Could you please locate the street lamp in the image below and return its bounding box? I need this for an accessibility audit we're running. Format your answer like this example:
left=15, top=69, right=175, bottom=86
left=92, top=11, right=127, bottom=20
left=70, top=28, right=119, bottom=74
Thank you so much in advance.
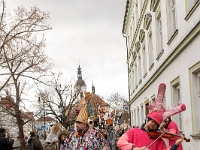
left=38, top=97, right=46, bottom=140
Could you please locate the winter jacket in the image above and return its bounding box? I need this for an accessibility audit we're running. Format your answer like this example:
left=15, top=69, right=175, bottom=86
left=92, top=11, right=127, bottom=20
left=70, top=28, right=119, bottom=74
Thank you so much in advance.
left=28, top=136, right=43, bottom=150
left=0, top=134, right=14, bottom=150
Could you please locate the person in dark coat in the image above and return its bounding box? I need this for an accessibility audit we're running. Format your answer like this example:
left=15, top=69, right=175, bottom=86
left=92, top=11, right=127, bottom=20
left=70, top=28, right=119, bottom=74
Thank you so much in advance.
left=27, top=131, right=43, bottom=150
left=0, top=128, right=14, bottom=150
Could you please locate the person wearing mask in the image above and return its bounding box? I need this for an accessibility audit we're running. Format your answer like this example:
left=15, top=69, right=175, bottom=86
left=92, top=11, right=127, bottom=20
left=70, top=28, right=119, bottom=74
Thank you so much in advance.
left=0, top=128, right=14, bottom=150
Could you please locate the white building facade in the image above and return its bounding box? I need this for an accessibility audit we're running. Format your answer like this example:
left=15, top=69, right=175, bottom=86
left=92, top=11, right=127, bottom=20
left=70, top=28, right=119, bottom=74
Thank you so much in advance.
left=122, top=0, right=200, bottom=149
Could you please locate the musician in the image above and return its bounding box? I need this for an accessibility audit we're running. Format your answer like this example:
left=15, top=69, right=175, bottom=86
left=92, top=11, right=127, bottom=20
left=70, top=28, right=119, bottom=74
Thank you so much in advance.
left=163, top=117, right=183, bottom=150
left=117, top=111, right=183, bottom=150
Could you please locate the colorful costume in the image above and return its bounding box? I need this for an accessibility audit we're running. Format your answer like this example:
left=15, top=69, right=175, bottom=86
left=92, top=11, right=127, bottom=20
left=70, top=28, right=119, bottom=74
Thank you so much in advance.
left=64, top=91, right=110, bottom=150
left=67, top=127, right=110, bottom=150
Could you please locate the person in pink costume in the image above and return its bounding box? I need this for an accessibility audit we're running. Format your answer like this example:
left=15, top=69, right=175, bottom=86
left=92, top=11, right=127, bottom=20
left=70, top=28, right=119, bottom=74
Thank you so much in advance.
left=117, top=111, right=183, bottom=150
left=160, top=104, right=186, bottom=150
left=147, top=83, right=186, bottom=150
left=162, top=118, right=183, bottom=150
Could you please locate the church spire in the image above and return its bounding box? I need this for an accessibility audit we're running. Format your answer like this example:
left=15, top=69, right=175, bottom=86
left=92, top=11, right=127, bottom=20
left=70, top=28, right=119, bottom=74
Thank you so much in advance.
left=77, top=65, right=82, bottom=79
left=92, top=80, right=95, bottom=94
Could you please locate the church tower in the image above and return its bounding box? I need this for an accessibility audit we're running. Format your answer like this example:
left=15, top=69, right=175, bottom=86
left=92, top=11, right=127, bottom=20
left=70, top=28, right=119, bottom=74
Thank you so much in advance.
left=92, top=81, right=95, bottom=94
left=74, top=65, right=87, bottom=101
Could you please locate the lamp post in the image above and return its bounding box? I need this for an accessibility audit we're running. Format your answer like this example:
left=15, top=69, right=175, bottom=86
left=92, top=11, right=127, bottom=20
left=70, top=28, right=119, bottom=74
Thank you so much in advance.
left=38, top=97, right=46, bottom=140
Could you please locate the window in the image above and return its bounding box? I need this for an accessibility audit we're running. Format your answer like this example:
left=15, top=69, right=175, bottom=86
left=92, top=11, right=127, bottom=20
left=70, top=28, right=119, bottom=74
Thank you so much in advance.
left=152, top=97, right=155, bottom=106
left=128, top=36, right=132, bottom=52
left=148, top=30, right=154, bottom=68
left=134, top=108, right=136, bottom=126
left=185, top=0, right=199, bottom=20
left=142, top=43, right=147, bottom=76
left=131, top=110, right=134, bottom=126
left=129, top=72, right=132, bottom=94
left=189, top=62, right=200, bottom=135
left=141, top=104, right=144, bottom=124
left=132, top=17, right=135, bottom=34
left=130, top=26, right=133, bottom=43
left=139, top=0, right=144, bottom=13
left=137, top=107, right=140, bottom=126
left=156, top=11, right=163, bottom=55
left=167, top=0, right=177, bottom=38
left=145, top=102, right=150, bottom=117
left=138, top=55, right=142, bottom=82
left=172, top=82, right=183, bottom=132
left=187, top=0, right=199, bottom=12
left=134, top=64, right=138, bottom=87
left=135, top=0, right=139, bottom=24
left=163, top=96, right=167, bottom=109
left=132, top=69, right=135, bottom=92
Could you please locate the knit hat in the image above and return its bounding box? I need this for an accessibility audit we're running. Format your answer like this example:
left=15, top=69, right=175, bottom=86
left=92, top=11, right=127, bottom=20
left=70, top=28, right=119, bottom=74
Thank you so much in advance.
left=147, top=111, right=163, bottom=125
left=0, top=128, right=6, bottom=134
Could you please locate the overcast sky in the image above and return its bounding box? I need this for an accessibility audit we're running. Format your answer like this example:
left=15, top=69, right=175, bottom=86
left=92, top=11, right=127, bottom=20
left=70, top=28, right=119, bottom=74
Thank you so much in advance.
left=5, top=0, right=128, bottom=100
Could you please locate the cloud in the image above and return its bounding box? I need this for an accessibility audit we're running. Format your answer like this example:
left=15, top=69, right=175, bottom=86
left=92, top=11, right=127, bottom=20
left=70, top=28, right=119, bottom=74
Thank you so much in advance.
left=5, top=0, right=128, bottom=100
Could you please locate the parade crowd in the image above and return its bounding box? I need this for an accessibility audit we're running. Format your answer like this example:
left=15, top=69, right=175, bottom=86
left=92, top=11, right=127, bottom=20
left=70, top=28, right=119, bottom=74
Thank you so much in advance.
left=0, top=84, right=188, bottom=150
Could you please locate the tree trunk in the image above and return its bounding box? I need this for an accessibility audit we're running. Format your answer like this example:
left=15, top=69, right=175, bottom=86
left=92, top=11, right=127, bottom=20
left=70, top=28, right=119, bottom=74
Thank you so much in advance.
left=16, top=110, right=26, bottom=150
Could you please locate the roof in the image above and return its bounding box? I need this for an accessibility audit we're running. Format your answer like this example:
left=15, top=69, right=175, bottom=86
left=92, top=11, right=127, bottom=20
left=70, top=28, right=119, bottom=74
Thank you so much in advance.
left=35, top=116, right=56, bottom=122
left=76, top=93, right=110, bottom=109
left=0, top=97, right=14, bottom=109
left=75, top=79, right=86, bottom=87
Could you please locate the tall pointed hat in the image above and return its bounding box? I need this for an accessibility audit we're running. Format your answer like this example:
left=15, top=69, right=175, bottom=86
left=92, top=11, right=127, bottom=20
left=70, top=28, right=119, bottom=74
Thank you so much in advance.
left=76, top=91, right=92, bottom=124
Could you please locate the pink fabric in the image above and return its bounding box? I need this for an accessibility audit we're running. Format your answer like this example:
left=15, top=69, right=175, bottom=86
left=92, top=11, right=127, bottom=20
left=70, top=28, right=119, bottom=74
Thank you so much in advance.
left=163, top=104, right=186, bottom=120
left=167, top=121, right=183, bottom=150
left=117, top=128, right=167, bottom=150
left=147, top=111, right=163, bottom=125
left=117, top=133, right=133, bottom=150
left=153, top=83, right=166, bottom=112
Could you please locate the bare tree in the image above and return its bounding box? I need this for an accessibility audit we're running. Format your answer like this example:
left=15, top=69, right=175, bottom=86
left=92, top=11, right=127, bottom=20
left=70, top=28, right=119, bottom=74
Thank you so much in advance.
left=107, top=92, right=127, bottom=112
left=0, top=1, right=51, bottom=149
left=37, top=72, right=80, bottom=130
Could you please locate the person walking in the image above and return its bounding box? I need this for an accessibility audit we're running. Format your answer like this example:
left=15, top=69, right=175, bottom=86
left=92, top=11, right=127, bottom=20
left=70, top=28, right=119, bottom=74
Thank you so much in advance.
left=64, top=92, right=111, bottom=150
left=0, top=128, right=14, bottom=150
left=27, top=131, right=43, bottom=150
